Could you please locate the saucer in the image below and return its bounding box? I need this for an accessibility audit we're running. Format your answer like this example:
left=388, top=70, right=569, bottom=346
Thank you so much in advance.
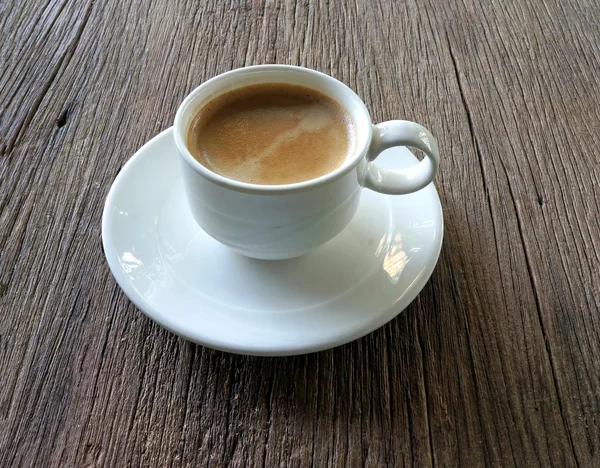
left=102, top=128, right=443, bottom=356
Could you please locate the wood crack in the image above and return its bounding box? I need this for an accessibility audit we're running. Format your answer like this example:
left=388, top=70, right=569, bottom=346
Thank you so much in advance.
left=262, top=360, right=276, bottom=468
left=498, top=160, right=580, bottom=467
left=416, top=309, right=436, bottom=468
left=177, top=343, right=196, bottom=465
left=0, top=192, right=36, bottom=295
left=220, top=359, right=236, bottom=465
left=310, top=356, right=320, bottom=468
left=72, top=283, right=119, bottom=464
left=447, top=28, right=581, bottom=464
left=446, top=32, right=491, bottom=204
left=3, top=0, right=93, bottom=156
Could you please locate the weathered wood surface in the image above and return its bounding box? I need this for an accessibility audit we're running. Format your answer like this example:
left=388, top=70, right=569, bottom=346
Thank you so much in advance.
left=1, top=0, right=599, bottom=466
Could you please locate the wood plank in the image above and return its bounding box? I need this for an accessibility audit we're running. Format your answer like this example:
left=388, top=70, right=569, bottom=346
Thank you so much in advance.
left=0, top=0, right=598, bottom=466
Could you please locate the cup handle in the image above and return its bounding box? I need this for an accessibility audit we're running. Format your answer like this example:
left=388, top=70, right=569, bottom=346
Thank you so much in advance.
left=363, top=120, right=440, bottom=195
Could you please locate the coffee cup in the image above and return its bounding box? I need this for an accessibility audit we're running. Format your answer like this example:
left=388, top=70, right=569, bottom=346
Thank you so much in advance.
left=174, top=65, right=439, bottom=260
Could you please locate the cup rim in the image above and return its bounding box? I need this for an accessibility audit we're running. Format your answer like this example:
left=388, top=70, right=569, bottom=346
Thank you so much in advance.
left=173, top=64, right=372, bottom=194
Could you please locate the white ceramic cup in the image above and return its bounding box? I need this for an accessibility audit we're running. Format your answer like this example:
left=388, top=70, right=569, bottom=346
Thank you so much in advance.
left=174, top=65, right=439, bottom=260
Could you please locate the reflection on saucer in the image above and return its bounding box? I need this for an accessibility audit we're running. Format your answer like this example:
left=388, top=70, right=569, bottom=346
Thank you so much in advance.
left=383, top=232, right=408, bottom=284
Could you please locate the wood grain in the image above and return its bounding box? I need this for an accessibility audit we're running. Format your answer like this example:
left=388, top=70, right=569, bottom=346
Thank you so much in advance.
left=1, top=0, right=599, bottom=466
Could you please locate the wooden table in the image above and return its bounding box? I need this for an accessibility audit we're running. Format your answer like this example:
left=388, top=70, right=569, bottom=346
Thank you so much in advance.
left=1, top=0, right=599, bottom=466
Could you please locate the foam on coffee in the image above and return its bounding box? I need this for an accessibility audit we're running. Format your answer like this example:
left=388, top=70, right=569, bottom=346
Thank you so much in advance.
left=187, top=83, right=356, bottom=185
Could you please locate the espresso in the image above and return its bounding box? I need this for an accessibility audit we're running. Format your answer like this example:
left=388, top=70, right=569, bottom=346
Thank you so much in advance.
left=187, top=83, right=356, bottom=185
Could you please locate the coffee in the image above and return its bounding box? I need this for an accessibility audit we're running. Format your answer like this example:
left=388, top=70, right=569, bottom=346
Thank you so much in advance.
left=187, top=83, right=356, bottom=185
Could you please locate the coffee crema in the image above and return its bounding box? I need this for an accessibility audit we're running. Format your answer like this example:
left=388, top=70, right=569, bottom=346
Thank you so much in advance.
left=187, top=83, right=356, bottom=185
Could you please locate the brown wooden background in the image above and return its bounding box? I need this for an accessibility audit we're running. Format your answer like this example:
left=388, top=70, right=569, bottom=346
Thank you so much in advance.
left=1, top=0, right=599, bottom=466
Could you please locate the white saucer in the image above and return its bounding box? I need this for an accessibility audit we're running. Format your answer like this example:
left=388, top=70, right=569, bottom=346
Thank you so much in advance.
left=102, top=128, right=443, bottom=356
